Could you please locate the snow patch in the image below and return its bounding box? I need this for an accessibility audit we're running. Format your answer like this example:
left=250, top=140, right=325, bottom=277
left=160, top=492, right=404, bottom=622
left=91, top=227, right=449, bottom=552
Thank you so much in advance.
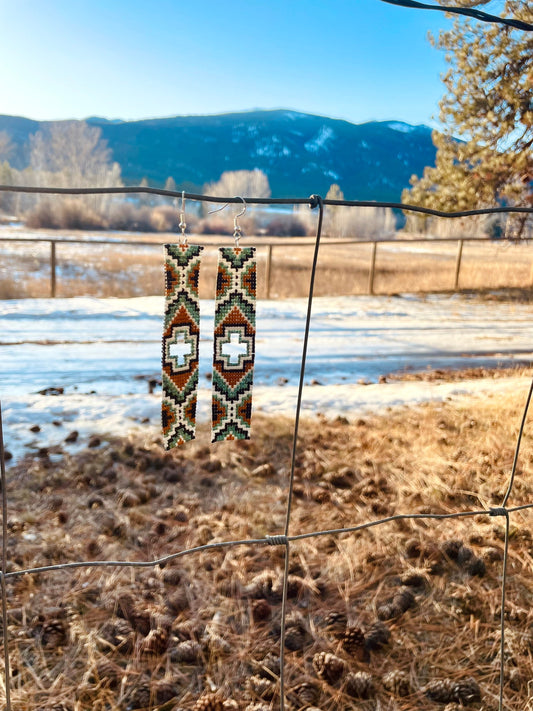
left=2, top=294, right=533, bottom=463
left=304, top=126, right=334, bottom=153
left=387, top=121, right=416, bottom=134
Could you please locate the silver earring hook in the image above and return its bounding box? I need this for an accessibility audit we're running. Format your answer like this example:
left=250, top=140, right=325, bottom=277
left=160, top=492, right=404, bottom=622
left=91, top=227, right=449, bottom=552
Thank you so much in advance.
left=178, top=190, right=187, bottom=245
left=233, top=196, right=246, bottom=249
left=208, top=197, right=246, bottom=249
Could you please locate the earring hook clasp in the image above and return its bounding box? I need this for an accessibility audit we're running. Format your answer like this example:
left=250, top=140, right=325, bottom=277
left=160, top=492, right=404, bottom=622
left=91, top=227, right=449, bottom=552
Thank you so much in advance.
left=208, top=196, right=246, bottom=248
left=178, top=190, right=187, bottom=245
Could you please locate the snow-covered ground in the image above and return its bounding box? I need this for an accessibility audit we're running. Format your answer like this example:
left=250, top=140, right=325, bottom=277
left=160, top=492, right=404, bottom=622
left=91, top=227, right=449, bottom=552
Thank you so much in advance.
left=1, top=294, right=532, bottom=463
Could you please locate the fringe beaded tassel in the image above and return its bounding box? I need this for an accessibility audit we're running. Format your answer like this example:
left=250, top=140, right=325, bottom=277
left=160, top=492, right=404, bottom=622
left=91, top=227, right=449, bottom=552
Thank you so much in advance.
left=211, top=246, right=256, bottom=442
left=162, top=243, right=203, bottom=448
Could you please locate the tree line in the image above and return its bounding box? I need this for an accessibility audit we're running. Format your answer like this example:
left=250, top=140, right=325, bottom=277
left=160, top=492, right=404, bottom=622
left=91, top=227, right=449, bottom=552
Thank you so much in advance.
left=0, top=122, right=275, bottom=232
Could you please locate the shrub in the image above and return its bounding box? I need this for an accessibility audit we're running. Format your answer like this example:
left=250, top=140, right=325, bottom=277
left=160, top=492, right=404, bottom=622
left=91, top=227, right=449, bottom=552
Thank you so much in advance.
left=264, top=216, right=308, bottom=237
left=26, top=199, right=104, bottom=230
left=197, top=217, right=233, bottom=235
left=106, top=203, right=154, bottom=232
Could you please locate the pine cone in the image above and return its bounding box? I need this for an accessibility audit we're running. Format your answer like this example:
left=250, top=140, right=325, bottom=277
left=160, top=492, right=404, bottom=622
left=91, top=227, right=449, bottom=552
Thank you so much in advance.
left=140, top=627, right=169, bottom=655
left=382, top=670, right=412, bottom=697
left=285, top=609, right=307, bottom=631
left=243, top=570, right=276, bottom=599
left=129, top=608, right=151, bottom=635
left=284, top=625, right=306, bottom=651
left=151, top=679, right=178, bottom=705
left=99, top=618, right=134, bottom=653
left=40, top=618, right=68, bottom=648
left=423, top=678, right=456, bottom=703
left=193, top=693, right=225, bottom=711
left=366, top=621, right=390, bottom=653
left=247, top=675, right=276, bottom=701
left=290, top=681, right=319, bottom=707
left=312, top=652, right=346, bottom=684
left=442, top=539, right=463, bottom=560
left=456, top=544, right=474, bottom=565
left=285, top=574, right=307, bottom=599
left=252, top=599, right=272, bottom=622
left=171, top=639, right=201, bottom=664
left=342, top=626, right=367, bottom=661
left=161, top=567, right=183, bottom=585
left=377, top=587, right=415, bottom=620
left=404, top=538, right=422, bottom=558
left=252, top=653, right=280, bottom=680
left=166, top=587, right=189, bottom=614
left=344, top=671, right=374, bottom=699
left=115, top=592, right=136, bottom=620
left=127, top=682, right=151, bottom=710
left=323, top=610, right=347, bottom=637
left=467, top=556, right=486, bottom=577
left=204, top=632, right=231, bottom=656
left=453, top=677, right=481, bottom=704
left=399, top=569, right=429, bottom=589
left=94, top=659, right=121, bottom=688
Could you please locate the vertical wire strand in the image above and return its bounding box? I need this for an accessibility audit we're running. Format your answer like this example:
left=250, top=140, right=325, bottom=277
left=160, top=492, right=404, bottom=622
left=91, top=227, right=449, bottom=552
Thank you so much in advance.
left=498, top=511, right=510, bottom=711
left=279, top=196, right=324, bottom=711
left=494, top=378, right=533, bottom=711
left=0, top=403, right=12, bottom=711
left=502, top=377, right=533, bottom=507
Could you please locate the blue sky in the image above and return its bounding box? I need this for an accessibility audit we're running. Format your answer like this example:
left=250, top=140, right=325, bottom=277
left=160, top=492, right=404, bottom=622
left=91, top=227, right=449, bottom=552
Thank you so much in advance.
left=0, top=0, right=457, bottom=127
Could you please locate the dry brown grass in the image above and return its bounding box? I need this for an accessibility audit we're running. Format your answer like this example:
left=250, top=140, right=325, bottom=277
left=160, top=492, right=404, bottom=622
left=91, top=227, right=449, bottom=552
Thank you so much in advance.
left=2, top=385, right=533, bottom=710
left=1, top=232, right=533, bottom=299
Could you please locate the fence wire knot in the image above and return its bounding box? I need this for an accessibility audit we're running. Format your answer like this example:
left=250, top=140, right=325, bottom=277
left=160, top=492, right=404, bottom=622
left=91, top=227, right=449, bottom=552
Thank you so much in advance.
left=489, top=507, right=508, bottom=517
left=265, top=535, right=289, bottom=546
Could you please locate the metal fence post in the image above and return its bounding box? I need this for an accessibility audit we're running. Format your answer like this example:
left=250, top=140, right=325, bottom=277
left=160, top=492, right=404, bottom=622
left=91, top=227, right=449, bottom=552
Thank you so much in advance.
left=50, top=241, right=57, bottom=297
left=368, top=241, right=377, bottom=295
left=454, top=239, right=464, bottom=290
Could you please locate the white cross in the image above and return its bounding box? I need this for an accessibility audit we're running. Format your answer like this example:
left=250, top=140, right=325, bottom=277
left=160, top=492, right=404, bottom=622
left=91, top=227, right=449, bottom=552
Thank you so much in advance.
left=222, top=332, right=248, bottom=364
left=169, top=333, right=192, bottom=366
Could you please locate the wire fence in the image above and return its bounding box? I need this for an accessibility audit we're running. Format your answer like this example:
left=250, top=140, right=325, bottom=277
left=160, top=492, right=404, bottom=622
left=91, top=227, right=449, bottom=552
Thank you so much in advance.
left=1, top=184, right=533, bottom=711
left=2, top=234, right=533, bottom=299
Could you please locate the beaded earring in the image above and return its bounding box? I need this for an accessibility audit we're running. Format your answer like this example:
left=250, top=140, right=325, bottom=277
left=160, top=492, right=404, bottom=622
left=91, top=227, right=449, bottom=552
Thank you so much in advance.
left=211, top=199, right=256, bottom=441
left=162, top=194, right=203, bottom=448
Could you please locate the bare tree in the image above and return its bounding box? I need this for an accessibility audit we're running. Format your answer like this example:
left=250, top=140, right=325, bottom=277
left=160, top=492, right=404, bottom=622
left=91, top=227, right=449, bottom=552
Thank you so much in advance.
left=0, top=131, right=13, bottom=162
left=205, top=169, right=271, bottom=199
left=28, top=121, right=122, bottom=218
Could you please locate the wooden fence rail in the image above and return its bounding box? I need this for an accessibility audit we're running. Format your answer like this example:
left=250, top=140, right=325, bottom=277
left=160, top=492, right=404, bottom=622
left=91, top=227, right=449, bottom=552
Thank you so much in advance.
left=0, top=235, right=525, bottom=298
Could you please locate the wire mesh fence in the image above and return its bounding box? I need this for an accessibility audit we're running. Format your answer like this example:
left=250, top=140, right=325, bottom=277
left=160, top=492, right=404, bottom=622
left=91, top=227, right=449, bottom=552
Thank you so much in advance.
left=1, top=185, right=533, bottom=711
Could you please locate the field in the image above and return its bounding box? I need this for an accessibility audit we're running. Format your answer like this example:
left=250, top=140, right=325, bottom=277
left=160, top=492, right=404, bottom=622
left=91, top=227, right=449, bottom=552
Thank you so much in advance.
left=2, top=226, right=533, bottom=709
left=1, top=227, right=533, bottom=299
left=2, top=386, right=533, bottom=710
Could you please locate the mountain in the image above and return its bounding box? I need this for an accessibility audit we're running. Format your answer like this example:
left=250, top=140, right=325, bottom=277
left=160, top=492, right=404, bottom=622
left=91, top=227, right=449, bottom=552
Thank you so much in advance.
left=0, top=109, right=436, bottom=201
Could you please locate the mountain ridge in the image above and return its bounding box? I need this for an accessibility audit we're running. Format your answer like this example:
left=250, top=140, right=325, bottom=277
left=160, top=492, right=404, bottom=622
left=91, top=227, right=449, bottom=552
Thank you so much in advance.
left=0, top=109, right=436, bottom=201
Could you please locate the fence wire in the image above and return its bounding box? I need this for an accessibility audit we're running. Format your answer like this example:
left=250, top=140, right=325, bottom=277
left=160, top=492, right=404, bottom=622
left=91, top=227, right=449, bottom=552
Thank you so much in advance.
left=1, top=185, right=533, bottom=711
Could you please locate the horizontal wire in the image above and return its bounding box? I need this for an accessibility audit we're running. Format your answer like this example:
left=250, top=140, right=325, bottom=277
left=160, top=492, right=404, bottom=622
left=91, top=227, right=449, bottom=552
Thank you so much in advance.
left=0, top=184, right=533, bottom=219
left=4, top=503, right=531, bottom=581
left=379, top=0, right=533, bottom=31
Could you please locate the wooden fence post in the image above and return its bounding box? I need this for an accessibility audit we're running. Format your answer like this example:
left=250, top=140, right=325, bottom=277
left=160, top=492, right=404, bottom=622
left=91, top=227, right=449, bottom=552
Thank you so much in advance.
left=454, top=239, right=464, bottom=291
left=265, top=244, right=273, bottom=299
left=368, top=242, right=377, bottom=295
left=50, top=241, right=57, bottom=297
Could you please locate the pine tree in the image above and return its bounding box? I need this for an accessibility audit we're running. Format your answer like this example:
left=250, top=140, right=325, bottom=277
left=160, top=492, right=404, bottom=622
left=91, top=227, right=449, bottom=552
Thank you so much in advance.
left=403, top=1, right=533, bottom=236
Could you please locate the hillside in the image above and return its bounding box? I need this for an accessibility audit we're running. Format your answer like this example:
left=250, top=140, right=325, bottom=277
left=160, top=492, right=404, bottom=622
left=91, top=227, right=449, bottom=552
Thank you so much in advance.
left=0, top=109, right=436, bottom=201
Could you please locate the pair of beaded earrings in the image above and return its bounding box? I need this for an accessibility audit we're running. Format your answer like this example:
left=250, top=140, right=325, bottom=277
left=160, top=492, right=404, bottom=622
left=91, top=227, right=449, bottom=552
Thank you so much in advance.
left=161, top=196, right=256, bottom=449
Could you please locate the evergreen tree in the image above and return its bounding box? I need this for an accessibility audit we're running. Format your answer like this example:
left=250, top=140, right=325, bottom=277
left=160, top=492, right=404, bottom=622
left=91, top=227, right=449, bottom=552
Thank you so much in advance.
left=404, top=1, right=532, bottom=235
